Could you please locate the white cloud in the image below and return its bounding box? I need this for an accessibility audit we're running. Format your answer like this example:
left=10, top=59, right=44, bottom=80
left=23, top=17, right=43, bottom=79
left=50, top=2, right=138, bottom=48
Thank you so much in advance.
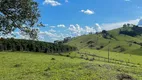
left=49, top=29, right=56, bottom=33
left=40, top=31, right=56, bottom=37
left=100, top=18, right=140, bottom=30
left=95, top=23, right=102, bottom=32
left=69, top=24, right=84, bottom=36
left=85, top=26, right=96, bottom=33
left=68, top=19, right=140, bottom=37
left=43, top=0, right=61, bottom=6
left=38, top=31, right=70, bottom=42
left=69, top=24, right=96, bottom=36
left=38, top=31, right=58, bottom=41
left=0, top=34, right=15, bottom=38
left=68, top=18, right=140, bottom=37
left=81, top=9, right=94, bottom=15
left=57, top=24, right=66, bottom=28
left=0, top=32, right=29, bottom=39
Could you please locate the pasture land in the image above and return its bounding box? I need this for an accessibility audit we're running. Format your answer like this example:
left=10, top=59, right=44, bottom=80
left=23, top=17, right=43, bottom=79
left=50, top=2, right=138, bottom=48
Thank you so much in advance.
left=0, top=51, right=142, bottom=80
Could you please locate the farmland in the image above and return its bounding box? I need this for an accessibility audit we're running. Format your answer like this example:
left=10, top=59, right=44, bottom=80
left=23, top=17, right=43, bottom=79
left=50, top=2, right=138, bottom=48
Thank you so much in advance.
left=0, top=51, right=142, bottom=80
left=1, top=0, right=142, bottom=80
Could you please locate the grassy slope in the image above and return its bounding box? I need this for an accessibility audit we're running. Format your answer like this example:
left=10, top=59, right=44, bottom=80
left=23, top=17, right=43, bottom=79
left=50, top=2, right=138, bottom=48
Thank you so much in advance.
left=0, top=52, right=142, bottom=80
left=66, top=28, right=142, bottom=55
left=79, top=49, right=142, bottom=64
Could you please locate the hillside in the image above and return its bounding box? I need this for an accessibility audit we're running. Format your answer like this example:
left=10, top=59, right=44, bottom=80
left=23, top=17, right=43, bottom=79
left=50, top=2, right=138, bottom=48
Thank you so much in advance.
left=66, top=24, right=142, bottom=55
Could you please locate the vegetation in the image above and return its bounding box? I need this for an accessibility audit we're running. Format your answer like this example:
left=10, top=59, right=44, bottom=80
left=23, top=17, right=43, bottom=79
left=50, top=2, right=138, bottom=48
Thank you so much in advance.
left=0, top=52, right=142, bottom=80
left=0, top=0, right=41, bottom=39
left=0, top=38, right=77, bottom=53
left=119, top=24, right=142, bottom=37
left=0, top=0, right=142, bottom=79
left=0, top=25, right=142, bottom=80
left=66, top=25, right=142, bottom=55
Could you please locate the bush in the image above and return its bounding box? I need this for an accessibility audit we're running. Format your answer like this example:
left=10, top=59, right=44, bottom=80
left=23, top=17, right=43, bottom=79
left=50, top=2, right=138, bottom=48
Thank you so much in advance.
left=13, top=64, right=21, bottom=67
left=117, top=73, right=134, bottom=80
left=51, top=58, right=55, bottom=60
left=66, top=55, right=70, bottom=57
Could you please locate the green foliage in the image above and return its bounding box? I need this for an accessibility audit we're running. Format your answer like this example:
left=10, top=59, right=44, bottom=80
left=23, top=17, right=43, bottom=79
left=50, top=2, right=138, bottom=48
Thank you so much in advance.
left=0, top=38, right=77, bottom=53
left=120, top=24, right=142, bottom=37
left=0, top=0, right=41, bottom=39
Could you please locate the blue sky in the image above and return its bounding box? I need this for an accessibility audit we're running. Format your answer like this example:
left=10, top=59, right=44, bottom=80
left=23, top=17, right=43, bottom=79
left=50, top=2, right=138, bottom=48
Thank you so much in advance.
left=14, top=0, right=142, bottom=42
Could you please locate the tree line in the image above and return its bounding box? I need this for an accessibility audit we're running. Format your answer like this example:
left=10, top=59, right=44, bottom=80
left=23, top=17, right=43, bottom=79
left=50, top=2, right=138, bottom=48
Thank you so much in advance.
left=0, top=38, right=77, bottom=53
left=119, top=24, right=142, bottom=37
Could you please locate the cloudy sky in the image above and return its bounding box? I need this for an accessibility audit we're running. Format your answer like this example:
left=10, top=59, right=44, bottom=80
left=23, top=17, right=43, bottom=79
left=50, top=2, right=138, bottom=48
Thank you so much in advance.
left=15, top=0, right=142, bottom=42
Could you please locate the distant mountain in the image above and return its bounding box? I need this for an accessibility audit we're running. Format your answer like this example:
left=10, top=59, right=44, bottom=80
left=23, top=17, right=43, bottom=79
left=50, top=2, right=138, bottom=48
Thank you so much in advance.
left=66, top=24, right=142, bottom=55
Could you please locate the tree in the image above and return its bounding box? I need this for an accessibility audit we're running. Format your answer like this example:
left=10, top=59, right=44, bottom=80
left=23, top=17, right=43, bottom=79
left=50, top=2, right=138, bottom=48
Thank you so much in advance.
left=102, top=30, right=108, bottom=38
left=0, top=0, right=40, bottom=39
left=123, top=24, right=127, bottom=28
left=20, top=28, right=39, bottom=40
left=102, top=30, right=107, bottom=34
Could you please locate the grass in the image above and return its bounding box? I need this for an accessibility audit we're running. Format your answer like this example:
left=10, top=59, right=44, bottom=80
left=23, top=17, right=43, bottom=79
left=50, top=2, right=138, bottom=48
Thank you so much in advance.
left=66, top=27, right=142, bottom=55
left=79, top=49, right=142, bottom=64
left=0, top=51, right=142, bottom=80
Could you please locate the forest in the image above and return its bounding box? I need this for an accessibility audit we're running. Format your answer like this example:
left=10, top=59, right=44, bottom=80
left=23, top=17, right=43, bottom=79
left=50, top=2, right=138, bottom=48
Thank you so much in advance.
left=0, top=38, right=77, bottom=53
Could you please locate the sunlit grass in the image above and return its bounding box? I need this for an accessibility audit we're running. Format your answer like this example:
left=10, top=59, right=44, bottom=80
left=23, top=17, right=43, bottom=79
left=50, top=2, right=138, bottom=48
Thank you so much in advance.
left=0, top=51, right=142, bottom=80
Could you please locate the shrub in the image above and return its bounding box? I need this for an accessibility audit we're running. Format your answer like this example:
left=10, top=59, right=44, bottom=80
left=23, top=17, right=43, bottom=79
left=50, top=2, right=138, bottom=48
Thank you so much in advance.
left=13, top=64, right=21, bottom=67
left=51, top=58, right=55, bottom=60
left=117, top=73, right=134, bottom=80
left=66, top=55, right=70, bottom=57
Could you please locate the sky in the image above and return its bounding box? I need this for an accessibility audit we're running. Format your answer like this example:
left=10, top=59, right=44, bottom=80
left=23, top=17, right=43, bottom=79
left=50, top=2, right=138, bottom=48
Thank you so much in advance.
left=10, top=0, right=142, bottom=42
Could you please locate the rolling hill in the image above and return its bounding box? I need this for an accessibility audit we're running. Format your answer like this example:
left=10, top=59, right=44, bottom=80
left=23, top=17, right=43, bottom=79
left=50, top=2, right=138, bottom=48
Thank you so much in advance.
left=1, top=25, right=142, bottom=80
left=66, top=24, right=142, bottom=55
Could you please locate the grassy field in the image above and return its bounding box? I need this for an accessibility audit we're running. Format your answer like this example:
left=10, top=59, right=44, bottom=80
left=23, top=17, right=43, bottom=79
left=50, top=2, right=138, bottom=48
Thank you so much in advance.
left=79, top=49, right=142, bottom=64
left=0, top=51, right=142, bottom=80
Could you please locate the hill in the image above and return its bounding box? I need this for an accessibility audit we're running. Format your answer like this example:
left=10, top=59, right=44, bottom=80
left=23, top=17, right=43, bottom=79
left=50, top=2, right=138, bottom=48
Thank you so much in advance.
left=66, top=24, right=142, bottom=55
